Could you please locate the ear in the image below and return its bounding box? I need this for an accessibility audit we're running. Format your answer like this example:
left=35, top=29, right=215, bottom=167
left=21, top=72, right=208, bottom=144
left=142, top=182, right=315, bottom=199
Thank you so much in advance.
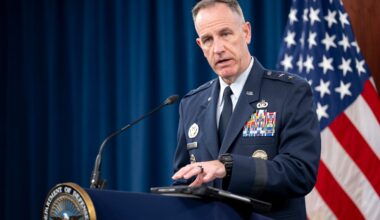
left=196, top=38, right=207, bottom=58
left=196, top=38, right=202, bottom=48
left=243, top=22, right=252, bottom=44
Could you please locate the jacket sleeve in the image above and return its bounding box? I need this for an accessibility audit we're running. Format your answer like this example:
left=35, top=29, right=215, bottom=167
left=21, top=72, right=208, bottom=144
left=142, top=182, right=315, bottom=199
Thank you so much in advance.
left=227, top=80, right=321, bottom=200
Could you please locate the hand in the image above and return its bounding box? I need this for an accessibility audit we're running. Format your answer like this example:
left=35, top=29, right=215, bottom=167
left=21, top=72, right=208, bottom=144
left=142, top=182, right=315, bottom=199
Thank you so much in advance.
left=172, top=160, right=226, bottom=187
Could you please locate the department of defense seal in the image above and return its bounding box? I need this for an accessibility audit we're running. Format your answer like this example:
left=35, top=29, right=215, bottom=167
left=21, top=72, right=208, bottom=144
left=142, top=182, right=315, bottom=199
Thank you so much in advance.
left=43, top=182, right=96, bottom=220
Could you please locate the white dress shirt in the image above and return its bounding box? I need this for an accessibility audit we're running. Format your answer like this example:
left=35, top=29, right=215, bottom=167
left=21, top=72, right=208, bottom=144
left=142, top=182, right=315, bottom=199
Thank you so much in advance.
left=216, top=57, right=254, bottom=128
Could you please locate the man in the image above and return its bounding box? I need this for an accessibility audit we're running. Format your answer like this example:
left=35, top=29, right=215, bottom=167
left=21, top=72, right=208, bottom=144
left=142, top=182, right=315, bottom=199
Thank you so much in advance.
left=172, top=0, right=321, bottom=219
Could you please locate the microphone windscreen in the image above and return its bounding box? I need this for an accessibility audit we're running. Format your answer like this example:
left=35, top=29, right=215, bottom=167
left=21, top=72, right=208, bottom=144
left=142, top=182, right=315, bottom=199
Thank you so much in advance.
left=164, top=95, right=179, bottom=105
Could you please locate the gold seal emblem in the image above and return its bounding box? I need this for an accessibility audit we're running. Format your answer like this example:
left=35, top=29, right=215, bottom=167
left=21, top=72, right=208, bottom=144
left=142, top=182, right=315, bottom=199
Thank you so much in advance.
left=188, top=123, right=199, bottom=138
left=252, top=150, right=268, bottom=160
left=43, top=182, right=96, bottom=220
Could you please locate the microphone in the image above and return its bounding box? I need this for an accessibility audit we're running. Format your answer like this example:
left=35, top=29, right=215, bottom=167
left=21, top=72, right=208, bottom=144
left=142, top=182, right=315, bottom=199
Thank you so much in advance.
left=90, top=94, right=179, bottom=189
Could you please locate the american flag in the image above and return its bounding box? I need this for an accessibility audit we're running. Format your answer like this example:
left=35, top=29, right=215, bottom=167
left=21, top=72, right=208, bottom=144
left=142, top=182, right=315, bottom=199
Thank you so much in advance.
left=277, top=0, right=380, bottom=219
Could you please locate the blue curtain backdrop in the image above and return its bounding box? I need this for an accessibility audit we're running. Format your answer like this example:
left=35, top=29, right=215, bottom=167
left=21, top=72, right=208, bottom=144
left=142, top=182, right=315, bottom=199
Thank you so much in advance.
left=0, top=0, right=291, bottom=219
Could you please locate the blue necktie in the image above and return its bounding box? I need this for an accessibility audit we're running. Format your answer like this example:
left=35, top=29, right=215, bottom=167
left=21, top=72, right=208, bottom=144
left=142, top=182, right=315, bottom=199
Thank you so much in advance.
left=218, top=86, right=233, bottom=144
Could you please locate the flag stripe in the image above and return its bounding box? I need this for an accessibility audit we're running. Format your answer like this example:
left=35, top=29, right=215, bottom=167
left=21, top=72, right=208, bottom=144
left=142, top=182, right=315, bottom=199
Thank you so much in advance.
left=306, top=188, right=337, bottom=220
left=277, top=0, right=380, bottom=217
left=361, top=79, right=380, bottom=124
left=316, top=161, right=365, bottom=220
left=321, top=128, right=380, bottom=219
left=370, top=77, right=378, bottom=92
left=345, top=94, right=380, bottom=158
left=329, top=113, right=380, bottom=196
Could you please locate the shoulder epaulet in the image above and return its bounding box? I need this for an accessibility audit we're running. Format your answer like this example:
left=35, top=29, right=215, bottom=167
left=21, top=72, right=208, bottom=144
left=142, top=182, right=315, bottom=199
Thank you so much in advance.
left=184, top=79, right=216, bottom=98
left=263, top=70, right=300, bottom=83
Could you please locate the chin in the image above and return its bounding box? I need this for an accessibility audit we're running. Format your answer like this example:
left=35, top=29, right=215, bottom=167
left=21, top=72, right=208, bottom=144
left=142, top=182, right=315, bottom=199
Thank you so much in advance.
left=217, top=70, right=239, bottom=79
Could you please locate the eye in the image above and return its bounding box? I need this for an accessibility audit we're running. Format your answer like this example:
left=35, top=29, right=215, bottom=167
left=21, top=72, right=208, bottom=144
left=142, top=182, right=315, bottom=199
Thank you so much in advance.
left=202, top=37, right=212, bottom=47
left=221, top=31, right=232, bottom=38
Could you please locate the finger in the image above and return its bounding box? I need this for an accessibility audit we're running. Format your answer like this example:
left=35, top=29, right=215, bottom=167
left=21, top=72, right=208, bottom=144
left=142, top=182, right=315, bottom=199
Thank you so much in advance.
left=172, top=164, right=193, bottom=179
left=183, top=165, right=203, bottom=179
left=201, top=170, right=216, bottom=182
left=172, top=164, right=203, bottom=179
left=189, top=174, right=204, bottom=187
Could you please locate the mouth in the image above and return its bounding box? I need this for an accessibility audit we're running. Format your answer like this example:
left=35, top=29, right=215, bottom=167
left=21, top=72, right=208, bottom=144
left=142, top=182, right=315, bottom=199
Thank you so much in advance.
left=215, top=58, right=233, bottom=67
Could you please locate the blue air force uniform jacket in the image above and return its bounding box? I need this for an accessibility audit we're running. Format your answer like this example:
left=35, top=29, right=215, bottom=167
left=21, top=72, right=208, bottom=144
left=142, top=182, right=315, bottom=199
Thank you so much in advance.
left=173, top=59, right=321, bottom=219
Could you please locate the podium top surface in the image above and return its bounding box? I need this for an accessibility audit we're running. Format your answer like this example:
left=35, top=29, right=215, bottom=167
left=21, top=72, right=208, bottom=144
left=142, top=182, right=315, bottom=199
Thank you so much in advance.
left=86, top=188, right=271, bottom=220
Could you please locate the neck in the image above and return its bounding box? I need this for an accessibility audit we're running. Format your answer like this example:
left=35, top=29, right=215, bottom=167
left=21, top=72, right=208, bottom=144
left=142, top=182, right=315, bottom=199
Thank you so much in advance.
left=221, top=55, right=252, bottom=85
left=221, top=76, right=236, bottom=85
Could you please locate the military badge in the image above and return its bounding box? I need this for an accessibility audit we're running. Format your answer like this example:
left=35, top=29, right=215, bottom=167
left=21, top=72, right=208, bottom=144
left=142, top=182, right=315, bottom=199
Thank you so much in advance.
left=190, top=154, right=196, bottom=163
left=256, top=99, right=268, bottom=109
left=242, top=110, right=276, bottom=137
left=252, top=150, right=268, bottom=160
left=246, top=91, right=254, bottom=96
left=188, top=123, right=199, bottom=138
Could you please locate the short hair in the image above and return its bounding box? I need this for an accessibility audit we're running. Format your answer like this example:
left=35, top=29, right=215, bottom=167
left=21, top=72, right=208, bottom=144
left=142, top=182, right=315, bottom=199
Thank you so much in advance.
left=192, top=0, right=245, bottom=22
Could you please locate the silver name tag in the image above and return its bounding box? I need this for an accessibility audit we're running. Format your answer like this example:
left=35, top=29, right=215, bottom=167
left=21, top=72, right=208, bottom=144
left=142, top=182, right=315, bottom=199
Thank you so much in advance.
left=186, top=142, right=198, bottom=150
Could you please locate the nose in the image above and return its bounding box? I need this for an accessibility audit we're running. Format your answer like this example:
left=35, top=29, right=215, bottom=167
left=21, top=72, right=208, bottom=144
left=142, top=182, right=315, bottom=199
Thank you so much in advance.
left=213, top=37, right=225, bottom=54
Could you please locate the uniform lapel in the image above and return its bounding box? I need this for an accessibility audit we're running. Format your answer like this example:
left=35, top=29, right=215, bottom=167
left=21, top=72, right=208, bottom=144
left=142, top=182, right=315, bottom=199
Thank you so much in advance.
left=220, top=60, right=265, bottom=154
left=197, top=80, right=220, bottom=158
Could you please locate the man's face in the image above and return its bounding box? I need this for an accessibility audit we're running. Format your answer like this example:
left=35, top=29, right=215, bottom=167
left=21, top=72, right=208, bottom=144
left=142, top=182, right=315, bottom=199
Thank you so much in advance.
left=195, top=3, right=251, bottom=83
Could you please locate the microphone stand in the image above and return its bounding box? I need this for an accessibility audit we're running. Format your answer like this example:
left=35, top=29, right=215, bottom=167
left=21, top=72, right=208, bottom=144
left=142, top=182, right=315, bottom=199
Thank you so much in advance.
left=90, top=95, right=179, bottom=189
